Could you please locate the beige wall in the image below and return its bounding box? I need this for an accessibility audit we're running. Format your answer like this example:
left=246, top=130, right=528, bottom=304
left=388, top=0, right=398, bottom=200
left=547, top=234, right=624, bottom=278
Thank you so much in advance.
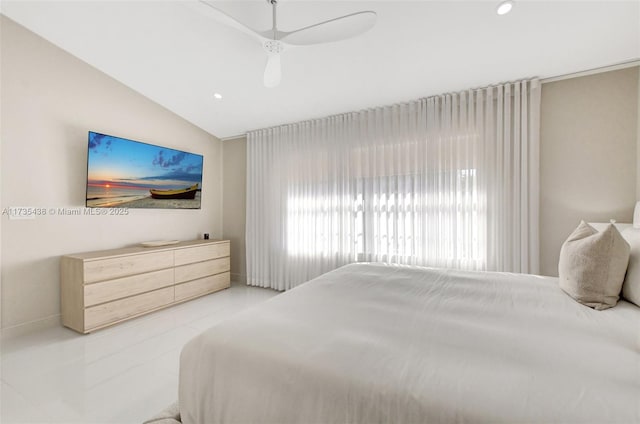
left=222, top=137, right=247, bottom=283
left=0, top=17, right=223, bottom=329
left=637, top=68, right=640, bottom=201
left=540, top=66, right=639, bottom=276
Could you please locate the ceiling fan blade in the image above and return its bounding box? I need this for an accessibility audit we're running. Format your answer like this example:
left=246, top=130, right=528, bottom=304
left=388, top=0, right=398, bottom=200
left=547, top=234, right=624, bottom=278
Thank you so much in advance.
left=264, top=54, right=282, bottom=88
left=198, top=0, right=266, bottom=43
left=279, top=11, right=376, bottom=46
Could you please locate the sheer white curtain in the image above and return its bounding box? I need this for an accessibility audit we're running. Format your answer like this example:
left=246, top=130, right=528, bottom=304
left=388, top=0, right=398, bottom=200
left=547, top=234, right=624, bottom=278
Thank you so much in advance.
left=247, top=79, right=540, bottom=290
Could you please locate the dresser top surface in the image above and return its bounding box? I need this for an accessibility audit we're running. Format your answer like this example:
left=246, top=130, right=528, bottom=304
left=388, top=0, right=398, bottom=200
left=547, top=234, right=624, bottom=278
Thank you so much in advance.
left=63, top=239, right=229, bottom=261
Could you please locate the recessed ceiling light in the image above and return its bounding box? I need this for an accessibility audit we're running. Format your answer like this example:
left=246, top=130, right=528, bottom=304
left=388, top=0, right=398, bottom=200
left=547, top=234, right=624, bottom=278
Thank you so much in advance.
left=213, top=93, right=223, bottom=100
left=496, top=0, right=514, bottom=15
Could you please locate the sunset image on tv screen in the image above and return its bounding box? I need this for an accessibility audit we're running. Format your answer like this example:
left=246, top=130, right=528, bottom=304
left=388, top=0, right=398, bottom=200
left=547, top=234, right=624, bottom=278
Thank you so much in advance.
left=86, top=131, right=204, bottom=209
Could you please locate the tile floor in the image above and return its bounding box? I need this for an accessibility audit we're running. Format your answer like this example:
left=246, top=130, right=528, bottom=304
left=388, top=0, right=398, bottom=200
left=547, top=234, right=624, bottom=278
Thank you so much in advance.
left=0, top=282, right=279, bottom=423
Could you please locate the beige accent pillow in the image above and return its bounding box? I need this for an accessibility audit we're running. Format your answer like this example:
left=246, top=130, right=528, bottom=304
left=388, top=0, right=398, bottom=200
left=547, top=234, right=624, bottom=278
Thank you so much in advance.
left=620, top=228, right=640, bottom=307
left=558, top=221, right=630, bottom=310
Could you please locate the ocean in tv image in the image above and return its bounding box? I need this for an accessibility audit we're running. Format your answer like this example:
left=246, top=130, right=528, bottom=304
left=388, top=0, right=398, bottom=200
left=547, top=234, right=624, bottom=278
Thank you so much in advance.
left=86, top=132, right=203, bottom=209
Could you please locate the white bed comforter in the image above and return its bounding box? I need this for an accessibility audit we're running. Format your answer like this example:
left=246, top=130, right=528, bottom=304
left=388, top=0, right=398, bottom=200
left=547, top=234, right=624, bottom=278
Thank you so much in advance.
left=179, top=263, right=640, bottom=423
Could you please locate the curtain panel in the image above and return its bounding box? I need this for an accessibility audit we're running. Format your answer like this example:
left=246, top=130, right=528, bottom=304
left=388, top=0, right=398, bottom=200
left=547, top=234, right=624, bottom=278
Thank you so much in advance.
left=247, top=79, right=540, bottom=290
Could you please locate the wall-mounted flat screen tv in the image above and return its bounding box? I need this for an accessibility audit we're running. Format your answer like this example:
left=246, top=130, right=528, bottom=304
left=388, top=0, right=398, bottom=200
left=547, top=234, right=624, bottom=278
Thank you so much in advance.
left=86, top=131, right=204, bottom=209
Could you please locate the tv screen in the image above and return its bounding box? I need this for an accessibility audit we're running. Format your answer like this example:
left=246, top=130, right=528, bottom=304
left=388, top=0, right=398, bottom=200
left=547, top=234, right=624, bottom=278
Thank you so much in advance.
left=86, top=131, right=204, bottom=209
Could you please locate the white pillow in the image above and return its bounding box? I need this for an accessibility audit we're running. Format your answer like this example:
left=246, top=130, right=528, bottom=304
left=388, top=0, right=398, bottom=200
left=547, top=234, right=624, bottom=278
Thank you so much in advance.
left=558, top=221, right=630, bottom=310
left=620, top=228, right=640, bottom=307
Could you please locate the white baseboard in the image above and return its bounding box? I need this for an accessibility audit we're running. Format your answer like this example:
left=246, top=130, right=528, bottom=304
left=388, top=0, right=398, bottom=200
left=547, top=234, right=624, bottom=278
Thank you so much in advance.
left=1, top=314, right=61, bottom=339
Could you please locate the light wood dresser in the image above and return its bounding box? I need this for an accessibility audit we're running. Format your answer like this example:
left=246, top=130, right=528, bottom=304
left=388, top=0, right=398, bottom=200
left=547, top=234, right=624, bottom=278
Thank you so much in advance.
left=61, top=239, right=230, bottom=334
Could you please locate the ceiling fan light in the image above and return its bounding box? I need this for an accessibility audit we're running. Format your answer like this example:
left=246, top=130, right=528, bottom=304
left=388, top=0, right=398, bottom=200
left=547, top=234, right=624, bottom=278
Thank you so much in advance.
left=264, top=54, right=281, bottom=88
left=496, top=0, right=514, bottom=15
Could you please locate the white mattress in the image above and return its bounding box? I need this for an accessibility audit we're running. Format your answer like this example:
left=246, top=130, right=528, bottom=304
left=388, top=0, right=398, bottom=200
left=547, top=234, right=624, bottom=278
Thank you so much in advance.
left=179, top=263, right=640, bottom=423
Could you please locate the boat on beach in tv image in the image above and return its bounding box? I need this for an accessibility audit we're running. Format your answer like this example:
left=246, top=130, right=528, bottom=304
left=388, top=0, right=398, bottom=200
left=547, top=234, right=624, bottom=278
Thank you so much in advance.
left=86, top=132, right=204, bottom=209
left=150, top=184, right=198, bottom=200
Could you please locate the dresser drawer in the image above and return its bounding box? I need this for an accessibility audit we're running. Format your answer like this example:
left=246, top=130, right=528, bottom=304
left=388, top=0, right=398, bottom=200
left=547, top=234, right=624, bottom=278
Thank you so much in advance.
left=174, top=242, right=230, bottom=266
left=62, top=239, right=231, bottom=334
left=84, top=268, right=174, bottom=307
left=175, top=257, right=230, bottom=283
left=84, top=286, right=174, bottom=330
left=175, top=272, right=230, bottom=302
left=84, top=251, right=174, bottom=283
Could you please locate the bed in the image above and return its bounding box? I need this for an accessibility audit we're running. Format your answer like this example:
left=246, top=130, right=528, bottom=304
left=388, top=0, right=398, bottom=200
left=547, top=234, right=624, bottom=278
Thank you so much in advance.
left=179, top=263, right=640, bottom=423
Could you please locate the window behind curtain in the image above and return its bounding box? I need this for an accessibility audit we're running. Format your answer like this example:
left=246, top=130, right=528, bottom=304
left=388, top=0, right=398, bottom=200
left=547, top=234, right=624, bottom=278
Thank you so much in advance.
left=286, top=169, right=481, bottom=269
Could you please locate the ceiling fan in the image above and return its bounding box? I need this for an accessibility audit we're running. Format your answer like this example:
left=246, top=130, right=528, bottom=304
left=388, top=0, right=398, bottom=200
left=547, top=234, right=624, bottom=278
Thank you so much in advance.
left=198, top=0, right=377, bottom=88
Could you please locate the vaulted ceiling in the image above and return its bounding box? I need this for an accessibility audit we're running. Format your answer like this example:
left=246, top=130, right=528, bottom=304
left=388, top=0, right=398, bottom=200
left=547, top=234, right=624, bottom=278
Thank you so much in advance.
left=2, top=1, right=639, bottom=139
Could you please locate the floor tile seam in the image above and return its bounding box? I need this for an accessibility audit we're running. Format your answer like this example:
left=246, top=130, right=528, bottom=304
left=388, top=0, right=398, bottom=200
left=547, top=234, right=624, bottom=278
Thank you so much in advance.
left=0, top=377, right=51, bottom=418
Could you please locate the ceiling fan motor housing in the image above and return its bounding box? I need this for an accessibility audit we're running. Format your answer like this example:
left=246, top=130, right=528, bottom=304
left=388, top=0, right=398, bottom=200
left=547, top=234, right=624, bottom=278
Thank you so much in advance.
left=263, top=40, right=285, bottom=54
